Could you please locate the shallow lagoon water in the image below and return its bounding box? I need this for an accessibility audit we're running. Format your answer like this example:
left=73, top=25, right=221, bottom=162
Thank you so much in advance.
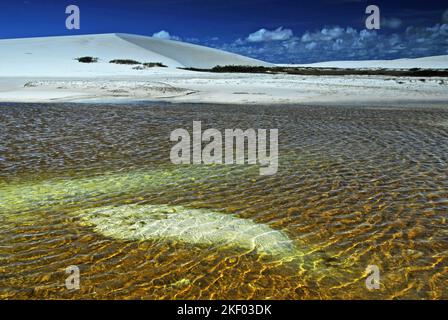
left=0, top=102, right=447, bottom=299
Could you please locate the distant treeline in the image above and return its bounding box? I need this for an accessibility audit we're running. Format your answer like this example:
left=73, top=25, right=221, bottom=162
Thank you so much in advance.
left=181, top=65, right=448, bottom=77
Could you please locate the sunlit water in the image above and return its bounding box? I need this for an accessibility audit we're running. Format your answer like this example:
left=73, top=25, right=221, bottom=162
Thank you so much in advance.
left=0, top=102, right=447, bottom=300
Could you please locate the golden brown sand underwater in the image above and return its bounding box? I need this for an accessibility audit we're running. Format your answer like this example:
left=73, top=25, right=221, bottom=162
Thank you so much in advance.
left=0, top=102, right=447, bottom=299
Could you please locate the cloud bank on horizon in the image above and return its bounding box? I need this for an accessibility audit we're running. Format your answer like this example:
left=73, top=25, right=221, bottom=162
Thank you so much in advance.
left=220, top=22, right=448, bottom=63
left=155, top=8, right=448, bottom=64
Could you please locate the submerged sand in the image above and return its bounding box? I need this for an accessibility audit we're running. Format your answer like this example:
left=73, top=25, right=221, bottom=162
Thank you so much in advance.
left=77, top=204, right=296, bottom=257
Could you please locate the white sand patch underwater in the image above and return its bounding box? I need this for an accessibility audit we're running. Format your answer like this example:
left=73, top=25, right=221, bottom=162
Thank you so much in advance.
left=76, top=204, right=297, bottom=257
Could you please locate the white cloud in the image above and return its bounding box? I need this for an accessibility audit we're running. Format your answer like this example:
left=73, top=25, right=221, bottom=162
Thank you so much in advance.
left=185, top=37, right=200, bottom=43
left=358, top=29, right=377, bottom=40
left=247, top=27, right=293, bottom=43
left=321, top=26, right=345, bottom=39
left=381, top=17, right=403, bottom=29
left=152, top=30, right=181, bottom=41
left=301, top=26, right=350, bottom=42
left=222, top=24, right=448, bottom=64
left=305, top=42, right=317, bottom=50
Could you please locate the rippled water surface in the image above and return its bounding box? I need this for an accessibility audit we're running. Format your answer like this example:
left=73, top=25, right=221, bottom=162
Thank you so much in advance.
left=1, top=103, right=447, bottom=299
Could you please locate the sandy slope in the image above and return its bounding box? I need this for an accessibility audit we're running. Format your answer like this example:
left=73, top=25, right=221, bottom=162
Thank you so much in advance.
left=0, top=33, right=270, bottom=77
left=0, top=34, right=447, bottom=105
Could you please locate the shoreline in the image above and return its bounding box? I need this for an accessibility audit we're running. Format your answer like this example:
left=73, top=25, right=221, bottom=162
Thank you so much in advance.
left=2, top=97, right=448, bottom=110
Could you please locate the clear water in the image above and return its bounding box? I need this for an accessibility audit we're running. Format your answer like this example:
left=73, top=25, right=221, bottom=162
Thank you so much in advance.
left=0, top=103, right=447, bottom=299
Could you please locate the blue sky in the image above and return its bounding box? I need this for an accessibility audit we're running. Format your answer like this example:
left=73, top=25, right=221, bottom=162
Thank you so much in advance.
left=0, top=0, right=447, bottom=63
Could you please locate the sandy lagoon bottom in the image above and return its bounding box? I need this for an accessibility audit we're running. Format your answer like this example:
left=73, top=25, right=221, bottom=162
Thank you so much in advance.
left=0, top=102, right=447, bottom=299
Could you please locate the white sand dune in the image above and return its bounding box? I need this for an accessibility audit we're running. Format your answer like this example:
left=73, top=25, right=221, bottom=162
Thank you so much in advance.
left=0, top=33, right=271, bottom=77
left=0, top=33, right=447, bottom=105
left=293, top=55, right=448, bottom=69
